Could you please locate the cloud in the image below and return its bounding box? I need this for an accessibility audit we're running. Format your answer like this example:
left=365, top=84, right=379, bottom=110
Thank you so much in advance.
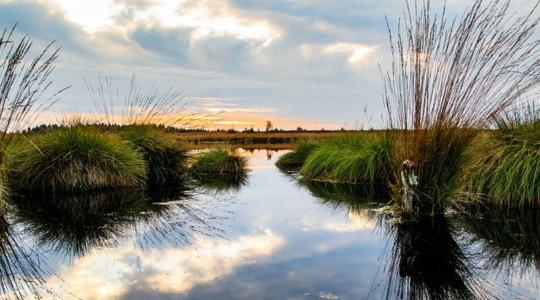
left=8, top=0, right=528, bottom=129
left=0, top=0, right=91, bottom=55
left=44, top=230, right=284, bottom=299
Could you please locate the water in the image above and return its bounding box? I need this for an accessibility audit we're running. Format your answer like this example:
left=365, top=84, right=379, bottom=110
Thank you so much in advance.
left=1, top=149, right=539, bottom=299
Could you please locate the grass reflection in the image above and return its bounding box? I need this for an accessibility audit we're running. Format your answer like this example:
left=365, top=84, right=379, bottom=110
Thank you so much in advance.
left=379, top=216, right=488, bottom=300
left=10, top=185, right=232, bottom=257
left=0, top=216, right=56, bottom=299
left=461, top=207, right=540, bottom=279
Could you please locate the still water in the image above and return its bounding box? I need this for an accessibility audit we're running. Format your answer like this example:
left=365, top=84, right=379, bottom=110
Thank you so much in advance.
left=1, top=149, right=539, bottom=299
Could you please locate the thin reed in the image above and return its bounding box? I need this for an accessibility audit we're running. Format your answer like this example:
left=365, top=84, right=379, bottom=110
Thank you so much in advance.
left=0, top=26, right=63, bottom=211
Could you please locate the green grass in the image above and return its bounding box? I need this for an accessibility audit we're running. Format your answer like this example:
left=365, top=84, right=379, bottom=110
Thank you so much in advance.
left=466, top=106, right=540, bottom=207
left=9, top=126, right=146, bottom=192
left=400, top=128, right=477, bottom=214
left=299, top=134, right=393, bottom=184
left=276, top=141, right=319, bottom=170
left=121, top=126, right=188, bottom=186
left=191, top=148, right=248, bottom=181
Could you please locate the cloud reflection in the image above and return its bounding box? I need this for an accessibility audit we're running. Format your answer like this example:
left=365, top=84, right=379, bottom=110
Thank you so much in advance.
left=44, top=230, right=284, bottom=299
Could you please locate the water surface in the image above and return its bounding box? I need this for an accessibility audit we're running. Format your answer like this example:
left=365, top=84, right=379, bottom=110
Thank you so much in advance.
left=1, top=150, right=539, bottom=299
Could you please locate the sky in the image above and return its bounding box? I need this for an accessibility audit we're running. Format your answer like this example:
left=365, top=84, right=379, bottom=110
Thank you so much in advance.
left=0, top=0, right=536, bottom=130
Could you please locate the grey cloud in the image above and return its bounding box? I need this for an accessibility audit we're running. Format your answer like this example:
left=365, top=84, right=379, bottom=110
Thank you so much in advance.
left=0, top=0, right=92, bottom=56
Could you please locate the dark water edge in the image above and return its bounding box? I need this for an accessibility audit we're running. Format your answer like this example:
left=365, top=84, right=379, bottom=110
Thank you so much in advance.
left=0, top=149, right=538, bottom=299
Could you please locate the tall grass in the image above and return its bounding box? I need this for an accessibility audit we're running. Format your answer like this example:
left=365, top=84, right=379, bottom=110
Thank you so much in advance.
left=382, top=0, right=540, bottom=215
left=275, top=141, right=319, bottom=170
left=10, top=126, right=146, bottom=192
left=300, top=134, right=393, bottom=184
left=121, top=126, right=188, bottom=186
left=466, top=103, right=540, bottom=207
left=86, top=75, right=203, bottom=127
left=191, top=148, right=248, bottom=181
left=0, top=26, right=63, bottom=212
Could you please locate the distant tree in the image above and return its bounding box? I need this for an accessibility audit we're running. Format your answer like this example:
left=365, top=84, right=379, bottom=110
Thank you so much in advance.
left=265, top=121, right=273, bottom=132
left=297, top=127, right=304, bottom=131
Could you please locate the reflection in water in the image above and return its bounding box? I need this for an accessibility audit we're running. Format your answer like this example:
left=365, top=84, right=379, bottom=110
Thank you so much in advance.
left=0, top=216, right=55, bottom=299
left=298, top=180, right=389, bottom=210
left=462, top=208, right=540, bottom=280
left=380, top=216, right=487, bottom=300
left=194, top=173, right=249, bottom=194
left=11, top=185, right=233, bottom=258
left=12, top=190, right=148, bottom=257
left=0, top=150, right=538, bottom=299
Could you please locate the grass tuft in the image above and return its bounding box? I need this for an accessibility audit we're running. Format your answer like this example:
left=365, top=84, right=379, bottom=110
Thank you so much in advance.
left=381, top=0, right=540, bottom=215
left=121, top=126, right=188, bottom=186
left=300, top=134, right=393, bottom=184
left=466, top=104, right=540, bottom=207
left=191, top=148, right=248, bottom=181
left=276, top=141, right=319, bottom=170
left=10, top=126, right=146, bottom=192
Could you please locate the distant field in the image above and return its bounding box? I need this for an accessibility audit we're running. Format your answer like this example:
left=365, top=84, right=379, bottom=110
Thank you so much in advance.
left=173, top=130, right=378, bottom=148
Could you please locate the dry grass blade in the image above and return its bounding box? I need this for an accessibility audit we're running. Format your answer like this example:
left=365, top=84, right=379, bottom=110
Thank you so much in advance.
left=85, top=74, right=206, bottom=128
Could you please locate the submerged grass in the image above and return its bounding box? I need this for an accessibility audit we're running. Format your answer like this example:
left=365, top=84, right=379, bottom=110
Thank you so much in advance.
left=10, top=126, right=146, bottom=192
left=191, top=148, right=248, bottom=181
left=276, top=141, right=319, bottom=170
left=300, top=134, right=393, bottom=185
left=121, top=126, right=188, bottom=186
left=466, top=104, right=540, bottom=207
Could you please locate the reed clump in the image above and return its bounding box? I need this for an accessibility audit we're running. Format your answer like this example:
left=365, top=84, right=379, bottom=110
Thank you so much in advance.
left=191, top=148, right=248, bottom=181
left=466, top=104, right=540, bottom=207
left=276, top=141, right=319, bottom=170
left=382, top=0, right=540, bottom=215
left=10, top=126, right=146, bottom=192
left=121, top=126, right=188, bottom=186
left=300, top=135, right=393, bottom=184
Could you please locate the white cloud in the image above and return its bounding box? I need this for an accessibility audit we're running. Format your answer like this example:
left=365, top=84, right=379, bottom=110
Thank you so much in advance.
left=45, top=230, right=284, bottom=299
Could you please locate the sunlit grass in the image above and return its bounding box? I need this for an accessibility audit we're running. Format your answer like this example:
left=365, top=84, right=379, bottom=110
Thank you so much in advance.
left=466, top=104, right=540, bottom=207
left=191, top=148, right=248, bottom=181
left=300, top=134, right=393, bottom=184
left=9, top=126, right=146, bottom=192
